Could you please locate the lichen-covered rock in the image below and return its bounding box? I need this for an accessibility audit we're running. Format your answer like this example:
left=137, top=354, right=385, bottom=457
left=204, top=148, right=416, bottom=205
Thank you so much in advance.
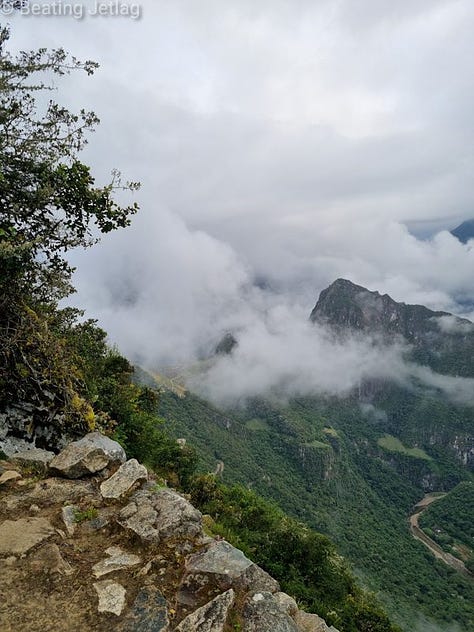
left=49, top=432, right=126, bottom=478
left=118, top=487, right=202, bottom=545
left=242, top=592, right=300, bottom=632
left=118, top=586, right=169, bottom=631
left=179, top=540, right=279, bottom=607
left=0, top=517, right=55, bottom=555
left=11, top=448, right=55, bottom=473
left=0, top=405, right=72, bottom=455
left=94, top=579, right=126, bottom=616
left=100, top=458, right=147, bottom=499
left=175, top=589, right=235, bottom=631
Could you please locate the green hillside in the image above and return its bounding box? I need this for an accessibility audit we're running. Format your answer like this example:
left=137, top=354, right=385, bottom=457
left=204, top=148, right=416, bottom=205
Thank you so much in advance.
left=154, top=385, right=474, bottom=631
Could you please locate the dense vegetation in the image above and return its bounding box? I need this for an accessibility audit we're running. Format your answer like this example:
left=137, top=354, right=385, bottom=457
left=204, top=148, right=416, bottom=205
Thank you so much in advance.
left=0, top=25, right=138, bottom=436
left=189, top=475, right=399, bottom=632
left=0, top=30, right=402, bottom=632
left=420, top=482, right=474, bottom=572
left=155, top=386, right=474, bottom=631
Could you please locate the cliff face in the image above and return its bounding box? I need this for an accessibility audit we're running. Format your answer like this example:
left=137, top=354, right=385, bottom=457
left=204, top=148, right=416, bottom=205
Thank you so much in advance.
left=0, top=432, right=339, bottom=632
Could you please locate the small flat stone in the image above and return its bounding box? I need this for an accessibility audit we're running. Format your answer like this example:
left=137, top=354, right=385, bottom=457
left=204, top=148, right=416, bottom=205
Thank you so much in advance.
left=118, top=586, right=169, bottom=631
left=100, top=459, right=148, bottom=499
left=0, top=470, right=21, bottom=485
left=92, top=546, right=141, bottom=577
left=175, top=589, right=234, bottom=631
left=62, top=505, right=77, bottom=536
left=0, top=517, right=55, bottom=555
left=94, top=579, right=126, bottom=616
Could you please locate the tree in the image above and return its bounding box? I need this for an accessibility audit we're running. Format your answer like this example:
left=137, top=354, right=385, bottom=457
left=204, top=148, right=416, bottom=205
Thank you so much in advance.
left=0, top=26, right=139, bottom=436
left=0, top=25, right=139, bottom=302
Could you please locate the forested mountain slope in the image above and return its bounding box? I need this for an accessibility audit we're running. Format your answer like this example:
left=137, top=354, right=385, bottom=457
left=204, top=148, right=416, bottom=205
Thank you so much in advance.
left=148, top=280, right=474, bottom=632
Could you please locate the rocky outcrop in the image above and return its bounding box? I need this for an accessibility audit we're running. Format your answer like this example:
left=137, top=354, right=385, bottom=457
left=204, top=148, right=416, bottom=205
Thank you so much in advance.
left=242, top=592, right=299, bottom=631
left=48, top=432, right=126, bottom=478
left=179, top=539, right=279, bottom=607
left=0, top=432, right=340, bottom=632
left=118, top=486, right=203, bottom=547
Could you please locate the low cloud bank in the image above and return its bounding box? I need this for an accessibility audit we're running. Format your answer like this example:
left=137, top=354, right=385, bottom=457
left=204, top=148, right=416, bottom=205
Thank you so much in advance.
left=70, top=208, right=474, bottom=409
left=189, top=305, right=474, bottom=407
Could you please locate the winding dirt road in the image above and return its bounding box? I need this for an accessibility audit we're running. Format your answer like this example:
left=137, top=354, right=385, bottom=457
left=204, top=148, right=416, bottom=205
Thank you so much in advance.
left=409, top=493, right=473, bottom=579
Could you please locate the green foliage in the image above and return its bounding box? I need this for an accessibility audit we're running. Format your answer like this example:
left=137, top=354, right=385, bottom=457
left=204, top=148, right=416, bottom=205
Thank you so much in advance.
left=0, top=27, right=139, bottom=301
left=377, top=435, right=431, bottom=460
left=0, top=27, right=139, bottom=430
left=419, top=482, right=474, bottom=557
left=188, top=474, right=399, bottom=632
left=73, top=507, right=98, bottom=523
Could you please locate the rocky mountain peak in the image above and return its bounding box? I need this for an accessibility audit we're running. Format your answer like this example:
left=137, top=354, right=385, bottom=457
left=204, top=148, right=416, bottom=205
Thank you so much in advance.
left=311, top=278, right=453, bottom=339
left=451, top=218, right=474, bottom=244
left=310, top=279, right=474, bottom=376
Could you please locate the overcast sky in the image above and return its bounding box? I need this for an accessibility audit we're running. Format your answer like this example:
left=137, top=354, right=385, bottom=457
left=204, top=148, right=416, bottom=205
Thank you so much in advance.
left=5, top=1, right=474, bottom=378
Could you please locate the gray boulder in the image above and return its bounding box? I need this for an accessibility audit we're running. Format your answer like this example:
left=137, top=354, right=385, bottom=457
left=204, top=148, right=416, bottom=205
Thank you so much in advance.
left=175, top=589, right=234, bottom=631
left=274, top=592, right=299, bottom=617
left=179, top=540, right=279, bottom=607
left=100, top=458, right=148, bottom=499
left=118, top=487, right=202, bottom=545
left=49, top=432, right=126, bottom=478
left=242, top=592, right=300, bottom=632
